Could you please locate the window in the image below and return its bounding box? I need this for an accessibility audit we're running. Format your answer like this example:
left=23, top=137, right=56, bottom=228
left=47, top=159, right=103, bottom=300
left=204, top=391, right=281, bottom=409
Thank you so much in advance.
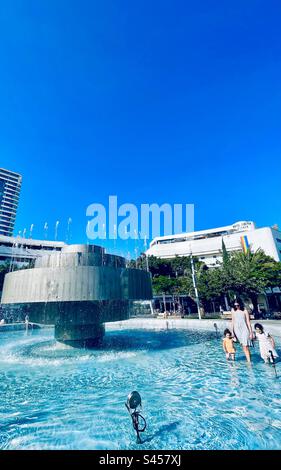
left=172, top=238, right=186, bottom=243
left=0, top=210, right=15, bottom=217
left=1, top=202, right=16, bottom=209
left=158, top=239, right=173, bottom=244
left=0, top=179, right=5, bottom=206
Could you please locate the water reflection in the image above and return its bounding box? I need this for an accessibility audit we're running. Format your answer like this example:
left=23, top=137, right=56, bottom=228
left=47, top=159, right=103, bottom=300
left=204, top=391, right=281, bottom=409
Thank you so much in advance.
left=1, top=328, right=281, bottom=450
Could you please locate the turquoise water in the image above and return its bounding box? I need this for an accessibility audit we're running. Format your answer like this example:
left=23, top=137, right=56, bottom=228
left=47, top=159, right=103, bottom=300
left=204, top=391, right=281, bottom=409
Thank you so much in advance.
left=0, top=327, right=281, bottom=450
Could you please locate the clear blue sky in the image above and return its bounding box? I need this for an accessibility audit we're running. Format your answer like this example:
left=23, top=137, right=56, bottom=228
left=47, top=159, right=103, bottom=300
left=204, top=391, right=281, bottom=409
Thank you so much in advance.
left=0, top=0, right=280, bottom=256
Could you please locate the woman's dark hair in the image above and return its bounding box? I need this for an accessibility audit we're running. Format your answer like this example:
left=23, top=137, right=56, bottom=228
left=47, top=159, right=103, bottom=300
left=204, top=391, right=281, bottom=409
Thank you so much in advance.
left=224, top=328, right=232, bottom=336
left=254, top=323, right=264, bottom=332
left=233, top=298, right=245, bottom=311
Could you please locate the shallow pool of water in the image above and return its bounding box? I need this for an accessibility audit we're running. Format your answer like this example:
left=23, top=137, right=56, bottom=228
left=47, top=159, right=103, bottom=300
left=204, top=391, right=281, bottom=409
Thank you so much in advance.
left=1, top=327, right=281, bottom=450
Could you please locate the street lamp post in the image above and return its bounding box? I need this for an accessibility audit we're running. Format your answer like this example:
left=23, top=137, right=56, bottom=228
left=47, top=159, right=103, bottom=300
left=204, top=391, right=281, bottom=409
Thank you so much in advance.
left=143, top=235, right=154, bottom=315
left=190, top=248, right=201, bottom=320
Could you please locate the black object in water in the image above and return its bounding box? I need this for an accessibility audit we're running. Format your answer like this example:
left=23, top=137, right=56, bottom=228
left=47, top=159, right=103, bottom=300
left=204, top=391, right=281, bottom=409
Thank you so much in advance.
left=125, top=391, right=147, bottom=444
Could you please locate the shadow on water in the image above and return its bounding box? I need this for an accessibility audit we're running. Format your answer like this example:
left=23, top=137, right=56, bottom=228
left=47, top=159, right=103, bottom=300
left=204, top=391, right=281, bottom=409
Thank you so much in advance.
left=21, top=330, right=218, bottom=359
left=141, top=421, right=181, bottom=444
left=103, top=330, right=217, bottom=351
left=0, top=411, right=49, bottom=432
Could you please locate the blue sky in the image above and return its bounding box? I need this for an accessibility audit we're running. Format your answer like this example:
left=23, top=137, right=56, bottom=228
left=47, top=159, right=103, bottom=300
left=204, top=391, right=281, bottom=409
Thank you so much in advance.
left=0, top=0, right=280, bottom=256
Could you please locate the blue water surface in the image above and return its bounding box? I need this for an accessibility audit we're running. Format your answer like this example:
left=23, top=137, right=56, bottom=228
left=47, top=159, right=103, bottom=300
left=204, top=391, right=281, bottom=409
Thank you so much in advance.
left=0, top=327, right=281, bottom=450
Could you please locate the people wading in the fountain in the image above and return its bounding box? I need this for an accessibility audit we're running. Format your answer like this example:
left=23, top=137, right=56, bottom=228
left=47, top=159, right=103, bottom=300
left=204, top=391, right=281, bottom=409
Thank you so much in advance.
left=222, top=328, right=236, bottom=361
left=254, top=323, right=279, bottom=364
left=231, top=299, right=253, bottom=363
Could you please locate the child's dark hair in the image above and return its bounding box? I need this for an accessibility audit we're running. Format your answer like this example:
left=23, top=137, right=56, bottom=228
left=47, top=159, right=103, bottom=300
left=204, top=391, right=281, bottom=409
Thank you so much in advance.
left=224, top=328, right=232, bottom=336
left=254, top=323, right=264, bottom=332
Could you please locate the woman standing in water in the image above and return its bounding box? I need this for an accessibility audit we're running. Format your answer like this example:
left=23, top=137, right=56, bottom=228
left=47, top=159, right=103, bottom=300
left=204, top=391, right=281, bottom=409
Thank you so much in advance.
left=231, top=300, right=253, bottom=363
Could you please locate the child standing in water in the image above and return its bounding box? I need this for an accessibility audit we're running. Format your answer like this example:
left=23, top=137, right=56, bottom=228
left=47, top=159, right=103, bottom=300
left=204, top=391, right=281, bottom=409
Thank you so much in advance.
left=223, top=329, right=236, bottom=361
left=254, top=323, right=279, bottom=363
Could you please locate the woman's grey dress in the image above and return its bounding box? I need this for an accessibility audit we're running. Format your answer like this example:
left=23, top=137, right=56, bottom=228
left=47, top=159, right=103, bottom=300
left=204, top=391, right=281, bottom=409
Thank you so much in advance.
left=232, top=310, right=250, bottom=346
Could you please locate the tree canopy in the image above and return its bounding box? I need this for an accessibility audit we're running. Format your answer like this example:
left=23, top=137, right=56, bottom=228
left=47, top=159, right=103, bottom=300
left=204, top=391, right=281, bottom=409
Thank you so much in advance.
left=133, top=246, right=281, bottom=312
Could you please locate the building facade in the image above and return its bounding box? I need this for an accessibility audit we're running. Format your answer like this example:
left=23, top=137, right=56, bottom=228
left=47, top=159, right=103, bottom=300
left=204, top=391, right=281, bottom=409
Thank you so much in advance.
left=146, top=221, right=281, bottom=266
left=0, top=234, right=66, bottom=301
left=146, top=221, right=281, bottom=314
left=0, top=234, right=66, bottom=267
left=0, top=168, right=22, bottom=237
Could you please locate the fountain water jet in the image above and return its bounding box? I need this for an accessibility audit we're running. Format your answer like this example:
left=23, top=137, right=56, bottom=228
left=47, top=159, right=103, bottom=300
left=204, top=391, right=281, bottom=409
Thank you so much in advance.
left=66, top=218, right=72, bottom=243
left=29, top=224, right=34, bottom=239
left=54, top=221, right=60, bottom=241
left=44, top=222, right=48, bottom=239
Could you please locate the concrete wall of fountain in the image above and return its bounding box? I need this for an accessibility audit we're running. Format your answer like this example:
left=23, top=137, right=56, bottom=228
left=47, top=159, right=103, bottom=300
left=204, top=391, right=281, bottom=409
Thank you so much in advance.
left=1, top=244, right=152, bottom=346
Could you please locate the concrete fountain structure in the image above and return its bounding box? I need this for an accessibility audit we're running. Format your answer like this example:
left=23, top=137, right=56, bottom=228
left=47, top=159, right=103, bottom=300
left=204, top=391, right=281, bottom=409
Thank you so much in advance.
left=1, top=244, right=152, bottom=346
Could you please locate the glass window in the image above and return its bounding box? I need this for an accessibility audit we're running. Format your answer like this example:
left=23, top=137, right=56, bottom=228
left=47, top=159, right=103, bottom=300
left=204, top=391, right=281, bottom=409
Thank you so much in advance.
left=0, top=179, right=5, bottom=206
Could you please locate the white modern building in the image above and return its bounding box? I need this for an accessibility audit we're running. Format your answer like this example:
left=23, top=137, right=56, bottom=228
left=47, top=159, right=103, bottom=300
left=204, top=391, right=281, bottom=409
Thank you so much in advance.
left=146, top=221, right=281, bottom=314
left=146, top=221, right=281, bottom=267
left=0, top=234, right=66, bottom=267
left=0, top=235, right=66, bottom=301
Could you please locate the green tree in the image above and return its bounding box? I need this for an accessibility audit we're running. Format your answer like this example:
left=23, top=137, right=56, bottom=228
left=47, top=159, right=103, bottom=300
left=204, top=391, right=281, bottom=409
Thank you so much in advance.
left=152, top=276, right=178, bottom=295
left=152, top=275, right=179, bottom=312
left=134, top=248, right=281, bottom=315
left=224, top=249, right=281, bottom=311
left=197, top=267, right=224, bottom=302
left=170, top=256, right=192, bottom=277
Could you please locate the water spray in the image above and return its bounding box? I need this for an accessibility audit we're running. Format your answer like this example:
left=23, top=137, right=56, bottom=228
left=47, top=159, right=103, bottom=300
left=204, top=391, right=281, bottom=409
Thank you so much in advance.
left=67, top=218, right=72, bottom=243
left=44, top=222, right=48, bottom=240
left=55, top=221, right=60, bottom=241
left=125, top=391, right=147, bottom=444
left=25, top=314, right=29, bottom=332
left=269, top=351, right=278, bottom=378
left=29, top=224, right=34, bottom=239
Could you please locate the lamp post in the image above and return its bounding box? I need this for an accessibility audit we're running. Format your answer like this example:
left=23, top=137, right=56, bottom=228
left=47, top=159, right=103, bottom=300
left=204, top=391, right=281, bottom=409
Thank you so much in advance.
left=190, top=245, right=201, bottom=320
left=143, top=235, right=153, bottom=315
